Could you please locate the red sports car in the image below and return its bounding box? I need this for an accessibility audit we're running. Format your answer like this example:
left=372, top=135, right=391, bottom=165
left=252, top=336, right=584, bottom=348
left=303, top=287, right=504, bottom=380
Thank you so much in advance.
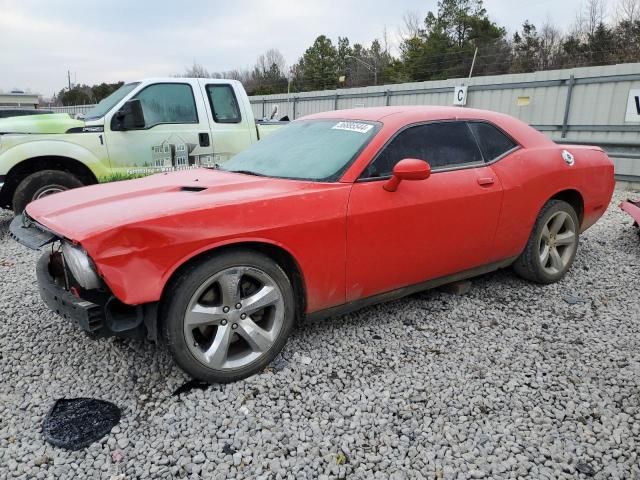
left=11, top=107, right=615, bottom=382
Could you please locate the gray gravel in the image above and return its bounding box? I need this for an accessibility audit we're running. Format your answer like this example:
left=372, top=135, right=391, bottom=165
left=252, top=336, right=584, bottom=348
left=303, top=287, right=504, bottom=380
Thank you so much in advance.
left=1, top=188, right=639, bottom=479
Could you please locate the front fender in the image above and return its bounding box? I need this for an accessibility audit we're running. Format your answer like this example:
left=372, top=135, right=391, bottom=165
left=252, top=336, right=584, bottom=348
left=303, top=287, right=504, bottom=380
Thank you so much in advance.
left=0, top=136, right=109, bottom=179
left=86, top=229, right=303, bottom=307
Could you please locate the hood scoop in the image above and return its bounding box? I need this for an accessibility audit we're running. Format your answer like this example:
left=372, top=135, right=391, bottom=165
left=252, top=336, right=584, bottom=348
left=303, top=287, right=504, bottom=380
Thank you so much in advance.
left=180, top=186, right=207, bottom=192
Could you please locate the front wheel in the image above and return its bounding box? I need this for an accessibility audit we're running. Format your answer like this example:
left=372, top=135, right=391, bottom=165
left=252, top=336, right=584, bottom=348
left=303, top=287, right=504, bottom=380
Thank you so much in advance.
left=161, top=250, right=296, bottom=383
left=13, top=170, right=84, bottom=214
left=513, top=200, right=580, bottom=284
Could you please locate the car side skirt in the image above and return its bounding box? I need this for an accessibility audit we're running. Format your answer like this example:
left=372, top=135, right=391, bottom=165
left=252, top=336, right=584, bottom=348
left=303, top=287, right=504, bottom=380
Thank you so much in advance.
left=306, top=256, right=518, bottom=322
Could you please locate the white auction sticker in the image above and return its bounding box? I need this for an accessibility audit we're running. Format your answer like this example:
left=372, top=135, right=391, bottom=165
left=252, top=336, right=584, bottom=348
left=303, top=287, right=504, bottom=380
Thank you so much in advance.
left=332, top=121, right=374, bottom=133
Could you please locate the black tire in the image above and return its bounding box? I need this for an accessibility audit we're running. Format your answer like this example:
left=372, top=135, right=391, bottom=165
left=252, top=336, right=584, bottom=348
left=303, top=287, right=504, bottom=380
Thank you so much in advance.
left=513, top=199, right=580, bottom=284
left=13, top=170, right=84, bottom=214
left=161, top=250, right=296, bottom=383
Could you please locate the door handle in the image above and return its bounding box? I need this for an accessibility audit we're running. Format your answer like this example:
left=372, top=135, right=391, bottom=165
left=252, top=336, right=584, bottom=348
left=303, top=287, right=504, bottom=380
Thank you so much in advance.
left=477, top=177, right=495, bottom=186
left=199, top=132, right=210, bottom=147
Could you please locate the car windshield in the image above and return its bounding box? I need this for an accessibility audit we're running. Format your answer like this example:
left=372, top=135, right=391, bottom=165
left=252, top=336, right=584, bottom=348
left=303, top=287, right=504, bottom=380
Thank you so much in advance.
left=221, top=119, right=379, bottom=181
left=83, top=82, right=140, bottom=120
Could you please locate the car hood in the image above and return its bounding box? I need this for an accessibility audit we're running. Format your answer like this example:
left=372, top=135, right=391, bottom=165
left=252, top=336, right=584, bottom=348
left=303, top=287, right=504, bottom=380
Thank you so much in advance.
left=0, top=113, right=84, bottom=134
left=26, top=169, right=316, bottom=242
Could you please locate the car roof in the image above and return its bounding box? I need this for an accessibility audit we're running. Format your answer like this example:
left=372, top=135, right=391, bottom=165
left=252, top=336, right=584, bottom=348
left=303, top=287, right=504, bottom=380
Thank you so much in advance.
left=304, top=105, right=509, bottom=122
left=303, top=106, right=554, bottom=149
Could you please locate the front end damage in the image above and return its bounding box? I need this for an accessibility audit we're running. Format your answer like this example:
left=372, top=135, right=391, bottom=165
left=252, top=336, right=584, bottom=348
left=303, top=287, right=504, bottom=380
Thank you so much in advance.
left=10, top=214, right=157, bottom=339
left=620, top=199, right=640, bottom=231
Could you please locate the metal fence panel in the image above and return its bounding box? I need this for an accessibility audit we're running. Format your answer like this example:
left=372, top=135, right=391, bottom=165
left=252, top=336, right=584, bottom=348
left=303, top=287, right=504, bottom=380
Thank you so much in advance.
left=249, top=63, right=640, bottom=179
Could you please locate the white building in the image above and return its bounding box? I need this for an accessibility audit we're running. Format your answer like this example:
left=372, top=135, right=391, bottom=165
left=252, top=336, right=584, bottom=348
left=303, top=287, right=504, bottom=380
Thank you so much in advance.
left=0, top=91, right=41, bottom=108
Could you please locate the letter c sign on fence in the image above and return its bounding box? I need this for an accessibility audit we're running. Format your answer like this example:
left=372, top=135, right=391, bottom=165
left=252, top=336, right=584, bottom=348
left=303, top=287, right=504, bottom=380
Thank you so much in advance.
left=625, top=89, right=640, bottom=122
left=453, top=86, right=468, bottom=106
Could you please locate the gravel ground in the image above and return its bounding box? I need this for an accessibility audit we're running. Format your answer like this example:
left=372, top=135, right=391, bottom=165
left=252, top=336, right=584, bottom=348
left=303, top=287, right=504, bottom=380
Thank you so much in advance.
left=1, top=188, right=639, bottom=480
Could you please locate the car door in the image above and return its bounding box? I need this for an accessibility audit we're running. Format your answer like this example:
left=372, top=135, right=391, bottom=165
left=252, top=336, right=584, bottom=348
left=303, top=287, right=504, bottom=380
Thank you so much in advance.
left=104, top=81, right=214, bottom=178
left=197, top=81, right=254, bottom=166
left=345, top=121, right=504, bottom=303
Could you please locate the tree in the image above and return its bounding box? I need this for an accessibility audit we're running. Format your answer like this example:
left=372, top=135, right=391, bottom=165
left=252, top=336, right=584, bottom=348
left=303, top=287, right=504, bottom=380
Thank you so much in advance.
left=614, top=17, right=640, bottom=62
left=587, top=22, right=616, bottom=64
left=180, top=62, right=211, bottom=78
left=91, top=82, right=124, bottom=103
left=616, top=0, right=640, bottom=22
left=249, top=48, right=288, bottom=95
left=397, top=0, right=505, bottom=81
left=511, top=21, right=541, bottom=73
left=291, top=35, right=339, bottom=91
left=539, top=21, right=562, bottom=70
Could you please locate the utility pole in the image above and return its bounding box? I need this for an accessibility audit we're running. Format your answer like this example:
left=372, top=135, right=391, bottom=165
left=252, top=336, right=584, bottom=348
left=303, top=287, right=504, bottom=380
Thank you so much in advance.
left=468, top=48, right=478, bottom=80
left=67, top=70, right=72, bottom=90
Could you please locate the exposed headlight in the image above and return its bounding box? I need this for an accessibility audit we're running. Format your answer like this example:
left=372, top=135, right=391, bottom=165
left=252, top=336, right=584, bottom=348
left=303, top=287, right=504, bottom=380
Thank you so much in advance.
left=62, top=242, right=101, bottom=290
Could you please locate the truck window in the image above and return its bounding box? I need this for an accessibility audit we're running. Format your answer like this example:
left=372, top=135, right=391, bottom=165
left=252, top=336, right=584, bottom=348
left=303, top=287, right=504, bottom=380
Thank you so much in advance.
left=206, top=84, right=241, bottom=123
left=134, top=83, right=198, bottom=127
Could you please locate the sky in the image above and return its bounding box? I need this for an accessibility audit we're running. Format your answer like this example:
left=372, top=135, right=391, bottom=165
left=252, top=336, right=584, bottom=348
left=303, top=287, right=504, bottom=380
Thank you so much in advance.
left=0, top=0, right=586, bottom=97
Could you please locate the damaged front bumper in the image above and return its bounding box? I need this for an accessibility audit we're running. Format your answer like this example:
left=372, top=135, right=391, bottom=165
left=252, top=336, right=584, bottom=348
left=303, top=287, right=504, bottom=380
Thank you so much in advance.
left=10, top=214, right=57, bottom=249
left=620, top=199, right=640, bottom=228
left=12, top=214, right=156, bottom=339
left=36, top=251, right=150, bottom=338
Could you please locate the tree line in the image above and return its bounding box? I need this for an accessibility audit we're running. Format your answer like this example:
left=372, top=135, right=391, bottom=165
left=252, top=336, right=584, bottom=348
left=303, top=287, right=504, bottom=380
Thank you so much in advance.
left=187, top=0, right=639, bottom=95
left=55, top=0, right=639, bottom=105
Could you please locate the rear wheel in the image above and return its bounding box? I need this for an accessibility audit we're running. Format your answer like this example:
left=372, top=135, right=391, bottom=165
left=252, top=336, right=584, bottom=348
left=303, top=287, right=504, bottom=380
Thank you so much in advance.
left=12, top=170, right=84, bottom=214
left=161, top=250, right=295, bottom=383
left=514, top=200, right=579, bottom=284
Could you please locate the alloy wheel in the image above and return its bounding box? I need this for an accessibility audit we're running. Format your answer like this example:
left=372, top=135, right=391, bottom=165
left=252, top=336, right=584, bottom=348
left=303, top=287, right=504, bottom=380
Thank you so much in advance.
left=539, top=211, right=577, bottom=275
left=183, top=266, right=285, bottom=370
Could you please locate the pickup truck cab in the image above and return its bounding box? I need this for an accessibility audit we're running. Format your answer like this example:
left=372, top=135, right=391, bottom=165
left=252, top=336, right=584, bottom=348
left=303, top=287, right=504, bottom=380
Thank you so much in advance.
left=0, top=78, right=283, bottom=213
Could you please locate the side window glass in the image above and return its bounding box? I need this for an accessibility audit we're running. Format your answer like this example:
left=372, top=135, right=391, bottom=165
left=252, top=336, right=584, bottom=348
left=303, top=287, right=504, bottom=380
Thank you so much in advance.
left=134, top=84, right=198, bottom=127
left=206, top=84, right=241, bottom=123
left=468, top=122, right=517, bottom=161
left=363, top=122, right=483, bottom=178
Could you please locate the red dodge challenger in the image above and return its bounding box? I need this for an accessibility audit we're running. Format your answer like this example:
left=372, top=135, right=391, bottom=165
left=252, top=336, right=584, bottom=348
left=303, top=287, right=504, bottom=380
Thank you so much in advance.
left=11, top=107, right=615, bottom=382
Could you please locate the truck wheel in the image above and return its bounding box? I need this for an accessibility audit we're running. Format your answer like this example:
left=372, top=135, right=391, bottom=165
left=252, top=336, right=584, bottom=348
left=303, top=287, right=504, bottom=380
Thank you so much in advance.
left=12, top=170, right=84, bottom=214
left=161, top=250, right=296, bottom=383
left=513, top=200, right=580, bottom=284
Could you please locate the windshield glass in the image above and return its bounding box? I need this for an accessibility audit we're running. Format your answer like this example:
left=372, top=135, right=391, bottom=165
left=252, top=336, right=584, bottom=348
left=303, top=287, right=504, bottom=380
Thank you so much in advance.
left=83, top=82, right=140, bottom=120
left=221, top=119, right=379, bottom=181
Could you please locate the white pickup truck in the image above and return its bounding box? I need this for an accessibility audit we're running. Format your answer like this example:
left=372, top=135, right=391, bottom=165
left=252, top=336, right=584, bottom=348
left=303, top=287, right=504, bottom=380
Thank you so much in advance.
left=0, top=78, right=285, bottom=213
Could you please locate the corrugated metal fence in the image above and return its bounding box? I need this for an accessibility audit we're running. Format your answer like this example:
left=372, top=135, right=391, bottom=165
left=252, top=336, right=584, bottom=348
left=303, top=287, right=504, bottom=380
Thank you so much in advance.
left=49, top=105, right=96, bottom=115
left=1, top=104, right=97, bottom=114
left=249, top=63, right=640, bottom=180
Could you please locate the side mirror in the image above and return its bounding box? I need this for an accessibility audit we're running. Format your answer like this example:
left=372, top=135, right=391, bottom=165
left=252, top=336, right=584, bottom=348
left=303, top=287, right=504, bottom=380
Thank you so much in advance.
left=383, top=158, right=431, bottom=192
left=111, top=99, right=145, bottom=131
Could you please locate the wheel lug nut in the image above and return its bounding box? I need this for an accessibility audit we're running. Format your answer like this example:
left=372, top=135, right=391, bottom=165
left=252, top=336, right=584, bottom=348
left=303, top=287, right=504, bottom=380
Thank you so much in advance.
left=232, top=323, right=238, bottom=329
left=223, top=306, right=230, bottom=313
left=235, top=303, right=242, bottom=309
left=221, top=319, right=227, bottom=326
left=241, top=313, right=247, bottom=319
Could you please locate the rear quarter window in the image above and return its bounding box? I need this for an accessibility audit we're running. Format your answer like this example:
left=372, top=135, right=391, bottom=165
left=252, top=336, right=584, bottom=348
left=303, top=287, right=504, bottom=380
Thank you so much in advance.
left=468, top=122, right=518, bottom=161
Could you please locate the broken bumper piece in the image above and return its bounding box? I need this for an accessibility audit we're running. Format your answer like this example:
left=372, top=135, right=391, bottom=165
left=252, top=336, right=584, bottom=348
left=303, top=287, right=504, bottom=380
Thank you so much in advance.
left=620, top=199, right=640, bottom=227
left=10, top=214, right=57, bottom=250
left=36, top=253, right=147, bottom=338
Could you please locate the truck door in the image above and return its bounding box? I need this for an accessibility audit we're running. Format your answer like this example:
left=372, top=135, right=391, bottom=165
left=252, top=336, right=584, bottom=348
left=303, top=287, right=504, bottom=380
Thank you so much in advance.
left=197, top=80, right=254, bottom=166
left=103, top=81, right=215, bottom=178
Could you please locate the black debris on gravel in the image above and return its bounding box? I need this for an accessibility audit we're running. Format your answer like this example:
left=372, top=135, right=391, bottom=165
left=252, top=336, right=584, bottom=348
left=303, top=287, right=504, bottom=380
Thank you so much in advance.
left=575, top=461, right=596, bottom=477
left=42, top=398, right=121, bottom=451
left=222, top=443, right=237, bottom=455
left=172, top=379, right=210, bottom=397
